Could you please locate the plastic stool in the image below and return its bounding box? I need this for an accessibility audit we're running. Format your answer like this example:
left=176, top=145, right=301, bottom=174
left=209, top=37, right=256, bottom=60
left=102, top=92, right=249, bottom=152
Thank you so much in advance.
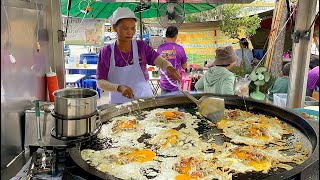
left=84, top=79, right=101, bottom=98
left=75, top=79, right=83, bottom=88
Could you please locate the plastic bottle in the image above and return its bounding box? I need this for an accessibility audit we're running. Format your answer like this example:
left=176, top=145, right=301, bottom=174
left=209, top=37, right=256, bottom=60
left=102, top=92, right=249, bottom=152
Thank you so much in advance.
left=75, top=58, right=79, bottom=68
left=46, top=67, right=59, bottom=102
left=83, top=57, right=87, bottom=68
left=68, top=56, right=74, bottom=65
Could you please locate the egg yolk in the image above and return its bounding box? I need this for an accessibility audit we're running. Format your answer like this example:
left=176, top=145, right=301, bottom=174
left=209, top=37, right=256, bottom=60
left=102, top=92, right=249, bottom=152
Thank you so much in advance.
left=247, top=124, right=269, bottom=139
left=120, top=120, right=136, bottom=129
left=175, top=174, right=191, bottom=180
left=217, top=119, right=228, bottom=128
left=162, top=134, right=177, bottom=148
left=175, top=174, right=200, bottom=180
left=235, top=151, right=247, bottom=159
left=234, top=149, right=270, bottom=171
left=161, top=129, right=179, bottom=148
left=176, top=174, right=191, bottom=180
left=126, top=149, right=156, bottom=162
left=162, top=111, right=175, bottom=118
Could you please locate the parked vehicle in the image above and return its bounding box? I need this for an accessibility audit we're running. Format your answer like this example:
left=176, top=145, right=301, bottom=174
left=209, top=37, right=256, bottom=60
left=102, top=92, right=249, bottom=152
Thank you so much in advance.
left=104, top=23, right=117, bottom=42
left=104, top=32, right=117, bottom=41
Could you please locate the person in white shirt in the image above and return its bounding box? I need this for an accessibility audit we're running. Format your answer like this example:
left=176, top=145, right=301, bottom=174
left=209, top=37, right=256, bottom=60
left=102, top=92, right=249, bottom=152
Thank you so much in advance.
left=235, top=38, right=254, bottom=66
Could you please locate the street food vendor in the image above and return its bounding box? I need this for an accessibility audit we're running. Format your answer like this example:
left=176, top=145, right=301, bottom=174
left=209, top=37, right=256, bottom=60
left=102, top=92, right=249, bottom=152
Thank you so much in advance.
left=96, top=7, right=180, bottom=104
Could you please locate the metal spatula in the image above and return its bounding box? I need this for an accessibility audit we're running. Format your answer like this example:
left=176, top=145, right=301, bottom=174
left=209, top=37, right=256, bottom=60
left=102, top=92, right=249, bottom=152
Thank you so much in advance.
left=34, top=100, right=47, bottom=169
left=178, top=83, right=225, bottom=122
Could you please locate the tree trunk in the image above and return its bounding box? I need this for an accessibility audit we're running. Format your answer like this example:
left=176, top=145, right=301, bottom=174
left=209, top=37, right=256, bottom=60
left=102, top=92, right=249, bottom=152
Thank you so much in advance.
left=269, top=1, right=288, bottom=78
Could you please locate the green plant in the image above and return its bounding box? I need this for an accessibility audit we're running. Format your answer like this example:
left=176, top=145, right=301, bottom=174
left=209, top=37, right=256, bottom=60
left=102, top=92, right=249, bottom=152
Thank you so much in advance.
left=230, top=65, right=252, bottom=78
left=218, top=4, right=261, bottom=40
left=218, top=4, right=261, bottom=77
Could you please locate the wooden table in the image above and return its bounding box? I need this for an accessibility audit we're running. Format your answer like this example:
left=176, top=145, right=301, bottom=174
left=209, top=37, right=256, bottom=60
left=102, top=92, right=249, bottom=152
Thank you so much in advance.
left=65, top=74, right=86, bottom=87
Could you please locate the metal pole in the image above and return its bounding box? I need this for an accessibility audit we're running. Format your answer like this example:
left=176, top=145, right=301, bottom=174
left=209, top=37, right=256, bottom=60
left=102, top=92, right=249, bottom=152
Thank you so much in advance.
left=287, top=0, right=317, bottom=108
left=139, top=12, right=143, bottom=40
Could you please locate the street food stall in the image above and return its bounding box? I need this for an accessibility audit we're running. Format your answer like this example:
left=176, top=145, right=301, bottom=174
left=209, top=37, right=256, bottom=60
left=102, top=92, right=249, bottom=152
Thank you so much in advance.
left=1, top=0, right=319, bottom=179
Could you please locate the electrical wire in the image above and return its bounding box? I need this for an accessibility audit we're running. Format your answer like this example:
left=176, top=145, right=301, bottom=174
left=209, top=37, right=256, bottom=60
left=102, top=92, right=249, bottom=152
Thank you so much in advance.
left=78, top=0, right=90, bottom=14
left=70, top=11, right=87, bottom=34
left=66, top=0, right=90, bottom=36
left=2, top=0, right=12, bottom=54
left=2, top=0, right=16, bottom=63
left=307, top=11, right=319, bottom=32
left=65, top=0, right=72, bottom=34
left=251, top=7, right=296, bottom=74
left=35, top=0, right=39, bottom=41
left=235, top=6, right=297, bottom=96
left=35, top=0, right=41, bottom=52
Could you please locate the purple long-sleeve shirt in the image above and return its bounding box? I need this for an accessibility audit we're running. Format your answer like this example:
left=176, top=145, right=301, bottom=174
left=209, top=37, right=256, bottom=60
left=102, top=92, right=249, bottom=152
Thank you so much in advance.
left=307, top=66, right=319, bottom=90
left=157, top=42, right=187, bottom=91
left=96, top=40, right=160, bottom=81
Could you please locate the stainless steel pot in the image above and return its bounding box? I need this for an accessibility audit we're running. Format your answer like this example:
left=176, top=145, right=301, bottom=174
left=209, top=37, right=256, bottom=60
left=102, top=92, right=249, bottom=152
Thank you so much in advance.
left=54, top=112, right=100, bottom=137
left=53, top=88, right=97, bottom=118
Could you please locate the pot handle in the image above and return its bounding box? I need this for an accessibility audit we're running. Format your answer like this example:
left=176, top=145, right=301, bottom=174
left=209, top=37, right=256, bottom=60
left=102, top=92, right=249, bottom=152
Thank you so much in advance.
left=96, top=109, right=102, bottom=127
left=68, top=102, right=90, bottom=108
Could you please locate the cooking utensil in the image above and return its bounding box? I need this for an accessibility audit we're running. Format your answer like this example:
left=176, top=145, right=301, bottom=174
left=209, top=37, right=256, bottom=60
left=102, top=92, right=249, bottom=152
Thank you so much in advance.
left=53, top=88, right=97, bottom=118
left=177, top=82, right=225, bottom=122
left=34, top=100, right=47, bottom=169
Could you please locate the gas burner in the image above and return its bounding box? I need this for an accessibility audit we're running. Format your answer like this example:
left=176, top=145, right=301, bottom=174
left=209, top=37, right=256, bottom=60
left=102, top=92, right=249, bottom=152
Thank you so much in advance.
left=50, top=125, right=102, bottom=144
left=51, top=109, right=99, bottom=120
left=50, top=109, right=101, bottom=142
left=26, top=147, right=67, bottom=178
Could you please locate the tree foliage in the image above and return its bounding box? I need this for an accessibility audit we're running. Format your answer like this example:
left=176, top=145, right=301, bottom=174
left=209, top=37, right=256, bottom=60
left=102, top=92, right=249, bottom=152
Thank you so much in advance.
left=184, top=9, right=217, bottom=23
left=218, top=4, right=261, bottom=40
left=218, top=4, right=261, bottom=78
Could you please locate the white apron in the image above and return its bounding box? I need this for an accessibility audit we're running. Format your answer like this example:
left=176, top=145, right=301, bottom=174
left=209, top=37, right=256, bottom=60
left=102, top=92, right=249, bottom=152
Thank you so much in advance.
left=108, top=39, right=153, bottom=104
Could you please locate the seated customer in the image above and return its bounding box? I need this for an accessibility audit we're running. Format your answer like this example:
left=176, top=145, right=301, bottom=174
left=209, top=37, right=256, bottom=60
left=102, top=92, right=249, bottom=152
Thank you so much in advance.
left=195, top=46, right=237, bottom=95
left=267, top=63, right=291, bottom=101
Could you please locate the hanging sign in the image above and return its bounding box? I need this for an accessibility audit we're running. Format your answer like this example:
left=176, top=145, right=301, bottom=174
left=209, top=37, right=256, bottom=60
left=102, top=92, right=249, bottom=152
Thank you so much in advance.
left=63, top=17, right=105, bottom=46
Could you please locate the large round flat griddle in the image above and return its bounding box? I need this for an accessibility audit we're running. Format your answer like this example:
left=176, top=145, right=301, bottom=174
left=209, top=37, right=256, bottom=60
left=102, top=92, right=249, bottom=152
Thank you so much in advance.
left=68, top=94, right=319, bottom=180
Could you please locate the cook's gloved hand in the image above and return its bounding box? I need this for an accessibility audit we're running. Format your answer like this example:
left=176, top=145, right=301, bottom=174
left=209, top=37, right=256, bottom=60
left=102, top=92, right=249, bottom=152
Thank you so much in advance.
left=166, top=66, right=181, bottom=83
left=117, top=85, right=134, bottom=99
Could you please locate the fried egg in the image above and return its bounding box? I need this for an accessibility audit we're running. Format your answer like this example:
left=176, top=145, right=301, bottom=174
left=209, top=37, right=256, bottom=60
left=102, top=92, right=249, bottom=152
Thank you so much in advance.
left=212, top=142, right=309, bottom=174
left=173, top=155, right=233, bottom=180
left=148, top=128, right=211, bottom=156
left=218, top=121, right=283, bottom=146
left=217, top=109, right=293, bottom=146
left=97, top=115, right=144, bottom=147
left=142, top=108, right=200, bottom=130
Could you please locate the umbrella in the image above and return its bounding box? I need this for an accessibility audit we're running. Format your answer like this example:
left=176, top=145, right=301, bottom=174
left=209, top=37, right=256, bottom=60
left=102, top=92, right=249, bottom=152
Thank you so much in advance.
left=60, top=0, right=218, bottom=19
